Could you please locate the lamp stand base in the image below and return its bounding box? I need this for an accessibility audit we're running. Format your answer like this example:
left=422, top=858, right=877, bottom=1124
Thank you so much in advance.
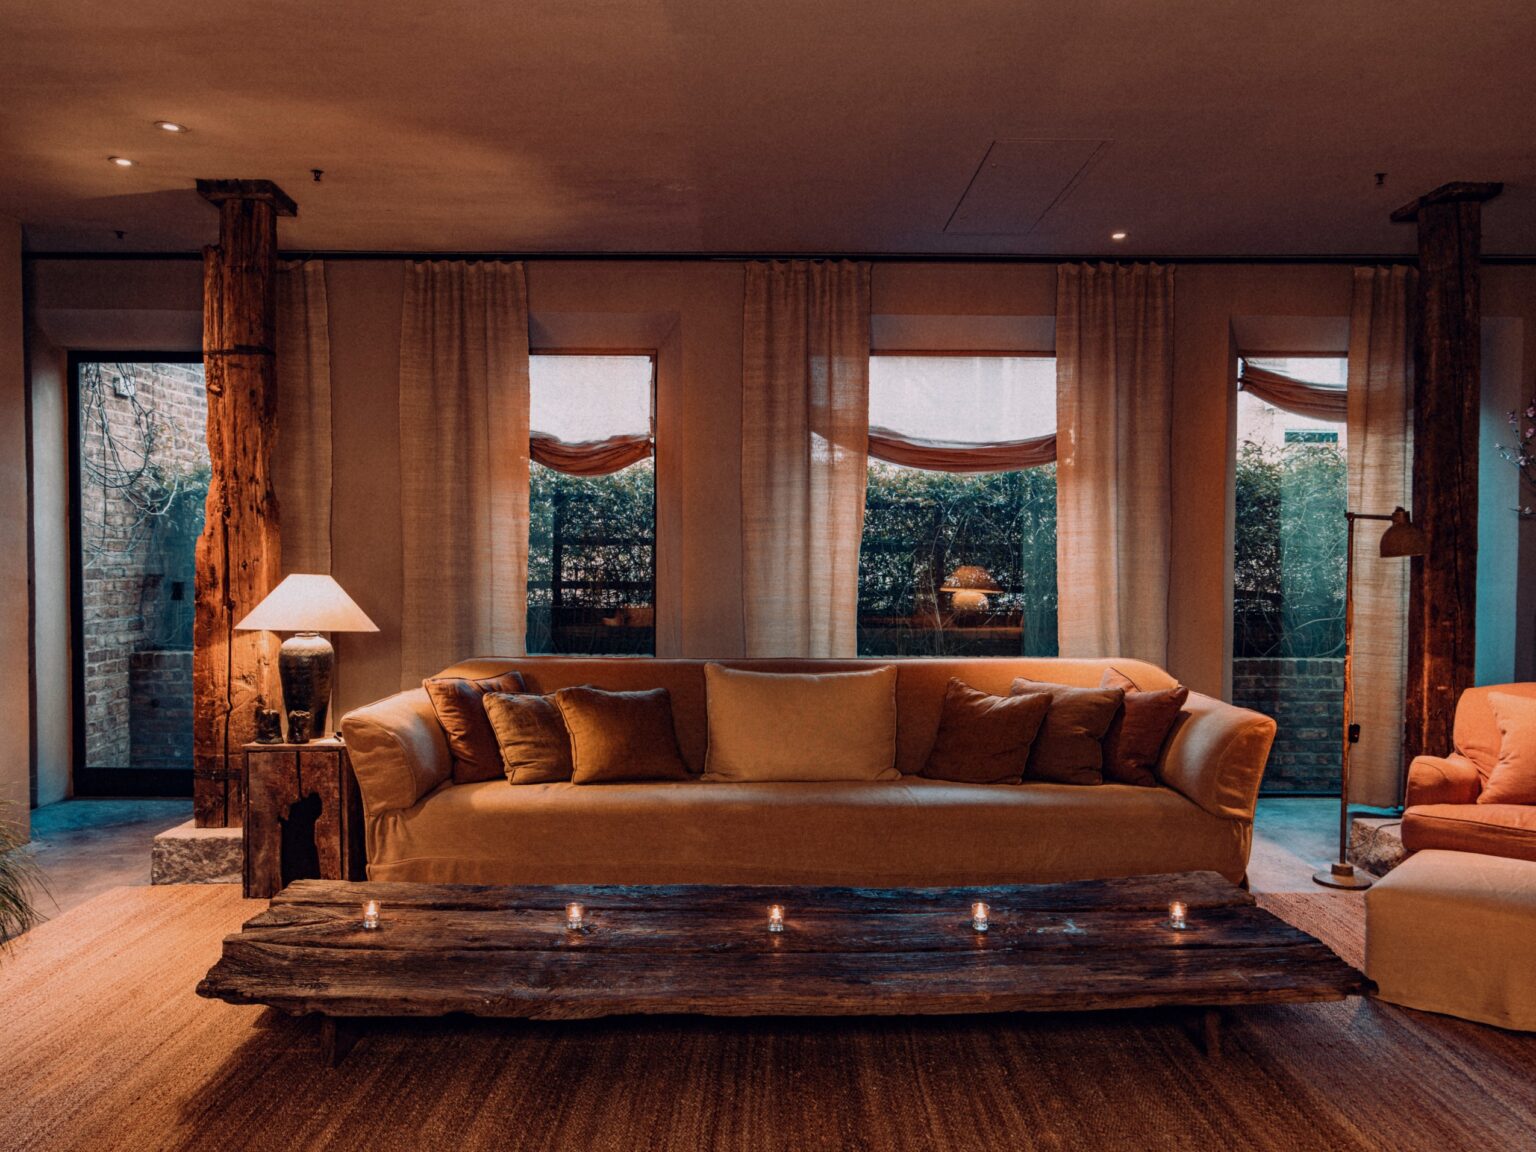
left=1312, top=861, right=1374, bottom=890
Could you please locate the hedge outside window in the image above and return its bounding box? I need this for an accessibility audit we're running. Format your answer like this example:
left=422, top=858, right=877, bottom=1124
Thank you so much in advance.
left=526, top=354, right=656, bottom=655
left=857, top=355, right=1059, bottom=658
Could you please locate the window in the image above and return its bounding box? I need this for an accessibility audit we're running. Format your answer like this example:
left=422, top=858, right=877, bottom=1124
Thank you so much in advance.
left=858, top=354, right=1058, bottom=657
left=72, top=357, right=208, bottom=795
left=1231, top=354, right=1348, bottom=793
left=526, top=354, right=656, bottom=655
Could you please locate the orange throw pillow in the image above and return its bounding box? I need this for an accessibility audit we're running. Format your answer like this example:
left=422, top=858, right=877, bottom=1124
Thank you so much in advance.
left=1479, top=692, right=1536, bottom=805
left=1009, top=679, right=1123, bottom=785
left=921, top=679, right=1051, bottom=785
left=1100, top=668, right=1189, bottom=787
left=424, top=670, right=527, bottom=783
left=483, top=692, right=573, bottom=785
left=555, top=686, right=692, bottom=784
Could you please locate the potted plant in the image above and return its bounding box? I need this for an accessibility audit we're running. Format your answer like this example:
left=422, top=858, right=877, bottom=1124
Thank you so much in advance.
left=0, top=802, right=45, bottom=952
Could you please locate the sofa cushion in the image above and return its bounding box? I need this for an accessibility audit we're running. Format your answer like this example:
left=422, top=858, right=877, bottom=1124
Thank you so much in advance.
left=1480, top=692, right=1536, bottom=805
left=920, top=679, right=1049, bottom=785
left=424, top=670, right=527, bottom=783
left=366, top=776, right=1252, bottom=887
left=1402, top=803, right=1536, bottom=865
left=1453, top=683, right=1536, bottom=781
left=1100, top=668, right=1189, bottom=787
left=555, top=686, right=691, bottom=784
left=1010, top=680, right=1123, bottom=785
left=483, top=692, right=572, bottom=785
left=702, top=664, right=899, bottom=783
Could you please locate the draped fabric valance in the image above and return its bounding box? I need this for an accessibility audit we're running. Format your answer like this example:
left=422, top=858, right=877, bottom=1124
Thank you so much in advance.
left=531, top=432, right=652, bottom=476
left=867, top=427, right=1057, bottom=473
left=1238, top=360, right=1348, bottom=421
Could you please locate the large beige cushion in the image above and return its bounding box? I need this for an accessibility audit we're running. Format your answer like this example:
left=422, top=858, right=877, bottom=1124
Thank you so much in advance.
left=702, top=663, right=899, bottom=782
left=1366, top=849, right=1536, bottom=1031
left=366, top=776, right=1251, bottom=887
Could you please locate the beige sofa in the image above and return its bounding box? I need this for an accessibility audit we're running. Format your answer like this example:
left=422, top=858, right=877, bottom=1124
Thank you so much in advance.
left=341, top=657, right=1276, bottom=887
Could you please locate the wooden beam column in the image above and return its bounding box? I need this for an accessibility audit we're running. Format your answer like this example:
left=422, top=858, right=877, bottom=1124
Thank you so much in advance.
left=193, top=179, right=296, bottom=827
left=1392, top=181, right=1502, bottom=769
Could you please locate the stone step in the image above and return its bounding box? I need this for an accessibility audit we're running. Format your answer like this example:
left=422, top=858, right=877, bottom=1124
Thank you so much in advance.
left=151, top=820, right=242, bottom=885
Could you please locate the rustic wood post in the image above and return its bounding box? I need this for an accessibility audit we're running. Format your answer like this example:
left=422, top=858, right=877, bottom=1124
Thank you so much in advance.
left=193, top=179, right=296, bottom=827
left=1391, top=181, right=1502, bottom=773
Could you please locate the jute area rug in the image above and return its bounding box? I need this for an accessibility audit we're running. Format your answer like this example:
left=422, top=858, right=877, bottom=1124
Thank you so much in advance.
left=2, top=885, right=1533, bottom=1152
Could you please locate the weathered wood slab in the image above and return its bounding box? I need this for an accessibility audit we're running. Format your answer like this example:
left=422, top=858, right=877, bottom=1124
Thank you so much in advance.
left=198, top=874, right=1370, bottom=1022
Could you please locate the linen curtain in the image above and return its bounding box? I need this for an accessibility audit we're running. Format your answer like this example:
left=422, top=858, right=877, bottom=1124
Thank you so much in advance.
left=1346, top=265, right=1417, bottom=808
left=741, top=260, right=872, bottom=657
left=531, top=432, right=651, bottom=476
left=867, top=428, right=1056, bottom=473
left=1055, top=263, right=1174, bottom=666
left=399, top=261, right=530, bottom=683
left=274, top=260, right=332, bottom=575
left=1238, top=360, right=1348, bottom=422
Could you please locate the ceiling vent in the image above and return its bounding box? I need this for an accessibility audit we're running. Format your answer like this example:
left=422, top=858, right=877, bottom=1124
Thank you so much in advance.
left=945, top=139, right=1109, bottom=235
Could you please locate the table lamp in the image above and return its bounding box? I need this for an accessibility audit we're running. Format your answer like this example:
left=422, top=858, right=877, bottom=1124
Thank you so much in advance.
left=235, top=574, right=378, bottom=741
left=941, top=565, right=1003, bottom=615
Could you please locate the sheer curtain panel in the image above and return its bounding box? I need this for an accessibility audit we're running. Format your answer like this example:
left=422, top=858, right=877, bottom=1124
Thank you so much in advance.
left=1347, top=265, right=1417, bottom=807
left=1055, top=263, right=1174, bottom=666
left=398, top=261, right=530, bottom=683
left=274, top=260, right=332, bottom=575
left=741, top=260, right=872, bottom=657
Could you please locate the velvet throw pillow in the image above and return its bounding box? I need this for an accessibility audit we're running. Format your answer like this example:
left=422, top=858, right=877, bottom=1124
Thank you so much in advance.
left=482, top=692, right=573, bottom=785
left=1009, top=679, right=1123, bottom=785
left=1479, top=692, right=1536, bottom=805
left=554, top=686, right=691, bottom=784
left=701, top=664, right=900, bottom=782
left=921, top=679, right=1050, bottom=785
left=424, top=670, right=527, bottom=783
left=1099, top=668, right=1189, bottom=787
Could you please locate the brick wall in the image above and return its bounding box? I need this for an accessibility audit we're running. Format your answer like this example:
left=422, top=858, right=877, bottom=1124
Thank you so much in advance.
left=79, top=362, right=207, bottom=771
left=128, top=650, right=194, bottom=769
left=1232, top=657, right=1344, bottom=793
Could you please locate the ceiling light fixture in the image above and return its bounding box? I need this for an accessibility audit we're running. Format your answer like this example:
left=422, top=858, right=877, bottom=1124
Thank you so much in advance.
left=1111, top=230, right=1128, bottom=241
left=108, top=156, right=135, bottom=167
left=154, top=120, right=188, bottom=133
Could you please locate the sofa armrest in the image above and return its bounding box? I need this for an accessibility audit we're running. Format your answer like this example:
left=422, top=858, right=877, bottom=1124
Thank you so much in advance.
left=1405, top=753, right=1482, bottom=808
left=341, top=688, right=452, bottom=818
left=1158, top=693, right=1276, bottom=823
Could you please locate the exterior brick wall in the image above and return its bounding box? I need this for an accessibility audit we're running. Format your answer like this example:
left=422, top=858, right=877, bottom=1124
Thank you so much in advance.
left=1232, top=657, right=1344, bottom=793
left=128, top=650, right=194, bottom=769
left=79, top=361, right=207, bottom=771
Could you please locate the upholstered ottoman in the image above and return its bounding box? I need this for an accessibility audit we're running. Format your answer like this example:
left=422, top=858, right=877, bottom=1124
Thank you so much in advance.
left=1365, top=848, right=1536, bottom=1030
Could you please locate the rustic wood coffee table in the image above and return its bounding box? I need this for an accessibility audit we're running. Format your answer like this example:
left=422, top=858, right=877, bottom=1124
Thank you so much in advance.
left=197, top=871, right=1369, bottom=1065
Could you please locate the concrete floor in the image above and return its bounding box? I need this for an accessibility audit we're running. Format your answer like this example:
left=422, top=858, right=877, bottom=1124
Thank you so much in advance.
left=24, top=798, right=193, bottom=921
left=16, top=795, right=1350, bottom=927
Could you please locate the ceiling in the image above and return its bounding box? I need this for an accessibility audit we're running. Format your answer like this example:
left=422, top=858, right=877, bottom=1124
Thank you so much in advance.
left=2, top=0, right=1533, bottom=256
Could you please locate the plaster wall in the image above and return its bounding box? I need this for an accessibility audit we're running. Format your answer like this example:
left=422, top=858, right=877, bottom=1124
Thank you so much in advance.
left=0, top=221, right=30, bottom=836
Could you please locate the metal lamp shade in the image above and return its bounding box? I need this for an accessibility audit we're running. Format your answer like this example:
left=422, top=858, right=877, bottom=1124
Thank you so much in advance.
left=1378, top=507, right=1429, bottom=558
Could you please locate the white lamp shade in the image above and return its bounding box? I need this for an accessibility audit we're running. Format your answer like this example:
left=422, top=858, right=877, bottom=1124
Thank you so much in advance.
left=234, top=574, right=379, bottom=634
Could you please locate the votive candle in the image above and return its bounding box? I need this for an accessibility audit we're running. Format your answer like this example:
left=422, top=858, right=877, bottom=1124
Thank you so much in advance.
left=767, top=904, right=785, bottom=933
left=1168, top=901, right=1188, bottom=930
left=565, top=902, right=586, bottom=931
left=971, top=902, right=990, bottom=933
left=362, top=899, right=380, bottom=930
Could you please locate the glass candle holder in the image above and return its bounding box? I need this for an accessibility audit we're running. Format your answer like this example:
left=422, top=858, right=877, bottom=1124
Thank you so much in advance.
left=767, top=904, right=785, bottom=933
left=362, top=899, right=380, bottom=931
left=565, top=902, right=586, bottom=931
left=1167, top=901, right=1189, bottom=931
left=971, top=902, right=990, bottom=933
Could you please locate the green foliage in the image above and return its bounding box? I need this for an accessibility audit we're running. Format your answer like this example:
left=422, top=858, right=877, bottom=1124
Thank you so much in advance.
left=858, top=462, right=1058, bottom=657
left=0, top=804, right=47, bottom=951
left=1233, top=438, right=1346, bottom=658
left=527, top=461, right=656, bottom=653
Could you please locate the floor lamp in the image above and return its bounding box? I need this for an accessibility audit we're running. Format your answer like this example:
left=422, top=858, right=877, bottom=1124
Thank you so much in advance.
left=1313, top=506, right=1429, bottom=890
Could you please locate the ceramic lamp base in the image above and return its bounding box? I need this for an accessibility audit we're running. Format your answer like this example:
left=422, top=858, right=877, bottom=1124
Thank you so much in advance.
left=278, top=631, right=333, bottom=740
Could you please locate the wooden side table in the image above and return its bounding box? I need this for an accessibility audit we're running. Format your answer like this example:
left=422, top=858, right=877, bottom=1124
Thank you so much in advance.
left=242, top=738, right=366, bottom=898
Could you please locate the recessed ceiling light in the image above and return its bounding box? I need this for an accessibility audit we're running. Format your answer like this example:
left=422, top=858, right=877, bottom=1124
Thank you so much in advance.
left=108, top=156, right=135, bottom=167
left=154, top=121, right=188, bottom=133
left=1111, top=230, right=1128, bottom=241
